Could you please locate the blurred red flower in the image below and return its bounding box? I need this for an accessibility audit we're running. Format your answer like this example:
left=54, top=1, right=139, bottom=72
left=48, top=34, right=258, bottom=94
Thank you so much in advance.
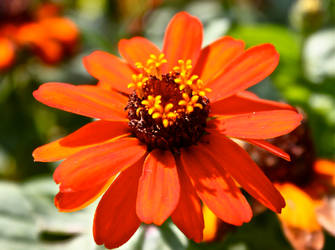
left=33, top=11, right=302, bottom=249
left=0, top=2, right=79, bottom=71
left=244, top=122, right=335, bottom=250
left=275, top=159, right=335, bottom=250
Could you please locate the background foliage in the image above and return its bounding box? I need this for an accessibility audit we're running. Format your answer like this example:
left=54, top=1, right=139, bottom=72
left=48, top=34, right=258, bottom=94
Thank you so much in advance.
left=0, top=0, right=334, bottom=249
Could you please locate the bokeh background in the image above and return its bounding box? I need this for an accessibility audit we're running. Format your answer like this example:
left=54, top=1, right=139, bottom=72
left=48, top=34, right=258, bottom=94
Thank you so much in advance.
left=0, top=0, right=334, bottom=249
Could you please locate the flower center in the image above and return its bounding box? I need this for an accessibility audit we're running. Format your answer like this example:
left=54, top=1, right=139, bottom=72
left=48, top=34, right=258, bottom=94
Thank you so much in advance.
left=126, top=54, right=211, bottom=150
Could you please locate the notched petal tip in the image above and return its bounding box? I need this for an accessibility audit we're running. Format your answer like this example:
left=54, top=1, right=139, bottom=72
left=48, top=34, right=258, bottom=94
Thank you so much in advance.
left=207, top=42, right=281, bottom=101
left=163, top=11, right=203, bottom=72
left=136, top=150, right=180, bottom=225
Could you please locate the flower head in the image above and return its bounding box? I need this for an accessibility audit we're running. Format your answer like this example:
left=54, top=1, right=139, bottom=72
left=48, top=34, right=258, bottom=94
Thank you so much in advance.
left=0, top=2, right=79, bottom=70
left=245, top=121, right=335, bottom=249
left=33, top=12, right=302, bottom=249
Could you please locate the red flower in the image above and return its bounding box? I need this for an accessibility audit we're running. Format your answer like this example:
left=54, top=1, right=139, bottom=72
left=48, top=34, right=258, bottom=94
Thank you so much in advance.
left=33, top=12, right=302, bottom=249
left=0, top=37, right=15, bottom=70
left=244, top=122, right=335, bottom=249
left=0, top=2, right=79, bottom=70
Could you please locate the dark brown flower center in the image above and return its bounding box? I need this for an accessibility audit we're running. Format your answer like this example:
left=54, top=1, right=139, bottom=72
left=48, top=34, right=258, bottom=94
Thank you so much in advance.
left=244, top=121, right=315, bottom=187
left=126, top=72, right=210, bottom=150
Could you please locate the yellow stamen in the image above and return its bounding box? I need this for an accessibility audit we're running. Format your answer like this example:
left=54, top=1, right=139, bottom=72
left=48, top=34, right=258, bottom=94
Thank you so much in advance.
left=163, top=119, right=169, bottom=128
left=135, top=53, right=167, bottom=78
left=136, top=107, right=142, bottom=116
left=165, top=103, right=174, bottom=113
left=152, top=112, right=161, bottom=119
left=130, top=55, right=210, bottom=127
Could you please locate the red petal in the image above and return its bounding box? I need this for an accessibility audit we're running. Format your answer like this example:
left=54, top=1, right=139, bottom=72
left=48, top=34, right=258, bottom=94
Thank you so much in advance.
left=94, top=163, right=142, bottom=249
left=193, top=36, right=245, bottom=84
left=209, top=110, right=303, bottom=139
left=55, top=177, right=115, bottom=212
left=162, top=12, right=203, bottom=72
left=33, top=120, right=129, bottom=162
left=181, top=146, right=252, bottom=225
left=33, top=83, right=128, bottom=120
left=314, top=159, right=335, bottom=186
left=54, top=137, right=146, bottom=191
left=171, top=159, right=204, bottom=243
left=0, top=37, right=15, bottom=70
left=243, top=139, right=291, bottom=161
left=118, top=37, right=161, bottom=69
left=136, top=149, right=180, bottom=225
left=34, top=39, right=63, bottom=64
left=201, top=133, right=285, bottom=213
left=40, top=17, right=79, bottom=44
left=83, top=50, right=135, bottom=94
left=207, top=44, right=279, bottom=102
left=211, top=91, right=296, bottom=115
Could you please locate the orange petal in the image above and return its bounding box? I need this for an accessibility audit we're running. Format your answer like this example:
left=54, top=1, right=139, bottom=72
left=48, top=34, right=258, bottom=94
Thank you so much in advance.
left=94, top=162, right=142, bottom=249
left=83, top=50, right=135, bottom=94
left=35, top=3, right=61, bottom=19
left=171, top=159, right=204, bottom=243
left=54, top=137, right=146, bottom=191
left=314, top=159, right=335, bottom=186
left=193, top=36, right=245, bottom=84
left=162, top=12, right=203, bottom=72
left=33, top=82, right=128, bottom=120
left=0, top=37, right=15, bottom=70
left=200, top=133, right=285, bottom=213
left=118, top=37, right=161, bottom=69
left=15, top=22, right=47, bottom=44
left=33, top=120, right=129, bottom=162
left=136, top=149, right=180, bottom=225
left=243, top=139, right=291, bottom=161
left=211, top=91, right=296, bottom=115
left=202, top=204, right=219, bottom=242
left=207, top=44, right=279, bottom=102
left=40, top=17, right=79, bottom=44
left=181, top=146, right=252, bottom=225
left=33, top=39, right=64, bottom=64
left=209, top=110, right=303, bottom=139
left=55, top=176, right=115, bottom=212
left=276, top=183, right=321, bottom=231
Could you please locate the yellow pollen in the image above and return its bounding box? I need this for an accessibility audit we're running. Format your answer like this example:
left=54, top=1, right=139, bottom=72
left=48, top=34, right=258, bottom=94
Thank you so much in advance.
left=178, top=93, right=203, bottom=114
left=136, top=107, right=143, bottom=116
left=128, top=73, right=148, bottom=97
left=173, top=60, right=211, bottom=96
left=152, top=112, right=161, bottom=119
left=129, top=56, right=210, bottom=127
left=163, top=119, right=169, bottom=128
left=135, top=53, right=167, bottom=78
left=164, top=103, right=174, bottom=112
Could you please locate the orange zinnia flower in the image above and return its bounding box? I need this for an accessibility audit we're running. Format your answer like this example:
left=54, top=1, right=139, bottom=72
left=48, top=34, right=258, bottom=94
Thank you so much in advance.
left=0, top=2, right=79, bottom=70
left=245, top=122, right=335, bottom=249
left=33, top=12, right=302, bottom=248
left=276, top=159, right=335, bottom=250
left=0, top=37, right=15, bottom=70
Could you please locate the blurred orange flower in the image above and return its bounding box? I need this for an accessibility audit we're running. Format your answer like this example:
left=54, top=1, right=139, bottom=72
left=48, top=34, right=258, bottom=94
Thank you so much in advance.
left=246, top=123, right=335, bottom=250
left=276, top=159, right=335, bottom=250
left=33, top=11, right=302, bottom=249
left=0, top=2, right=79, bottom=71
left=0, top=37, right=15, bottom=70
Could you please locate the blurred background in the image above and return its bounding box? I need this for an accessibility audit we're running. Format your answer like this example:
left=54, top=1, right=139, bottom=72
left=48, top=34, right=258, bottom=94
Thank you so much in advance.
left=0, top=0, right=334, bottom=249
